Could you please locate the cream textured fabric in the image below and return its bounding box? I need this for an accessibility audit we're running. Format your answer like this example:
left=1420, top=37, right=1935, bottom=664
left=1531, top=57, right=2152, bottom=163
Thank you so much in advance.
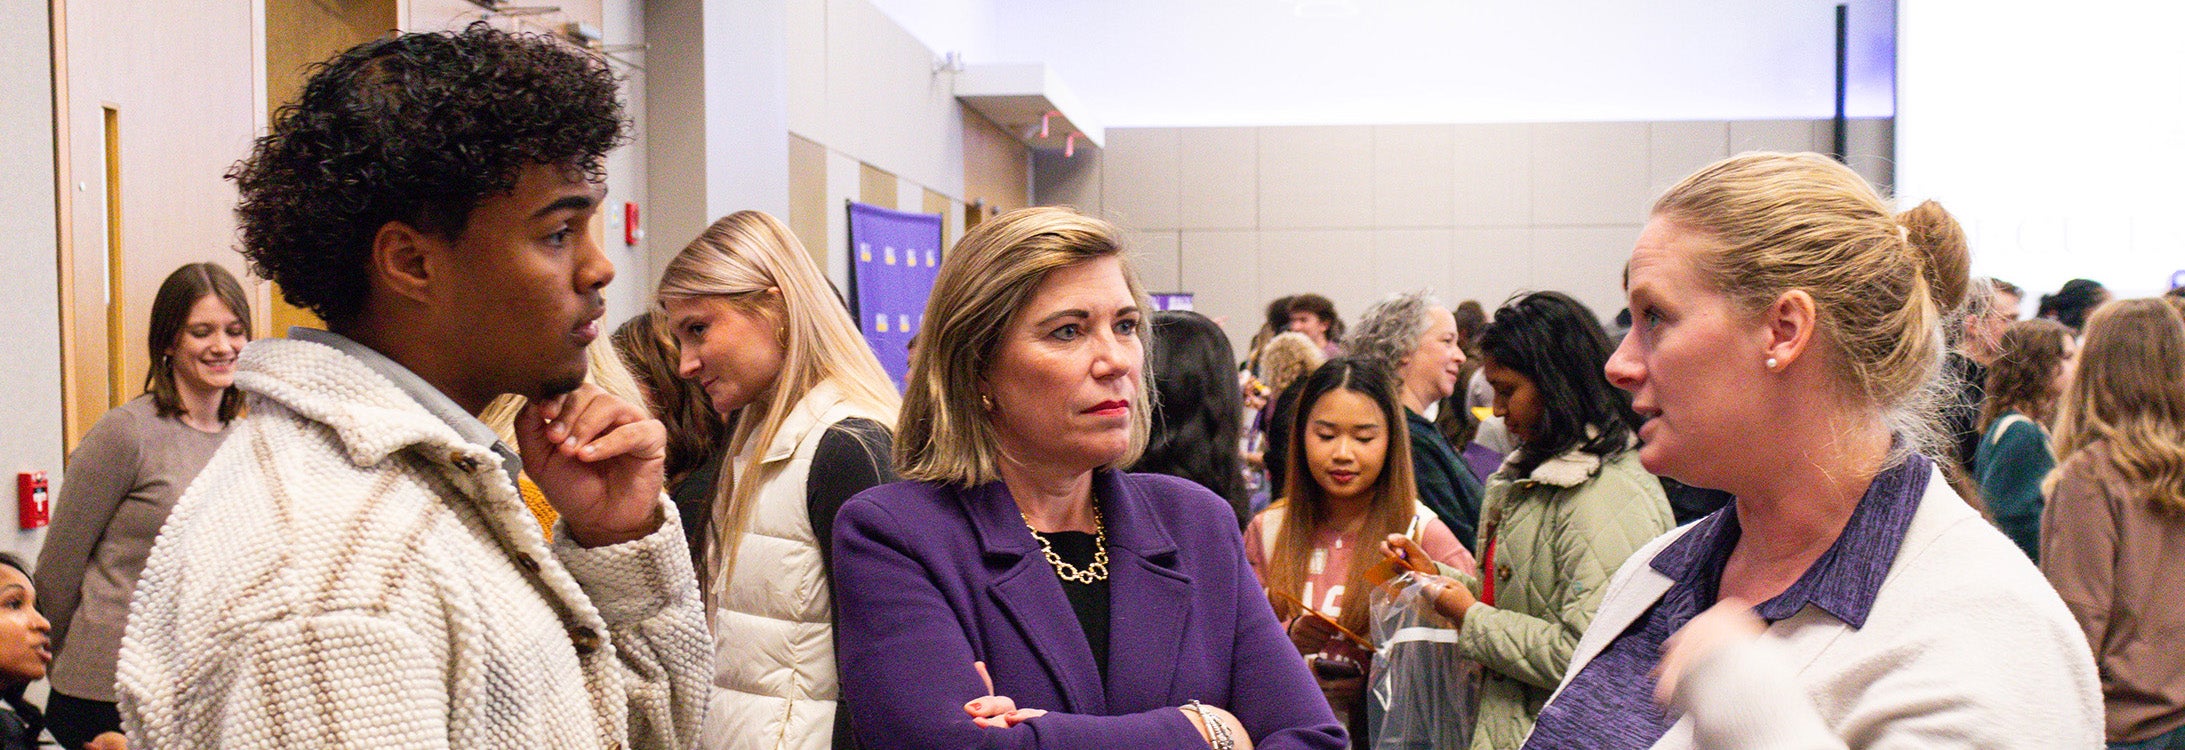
left=703, top=380, right=886, bottom=750
left=115, top=337, right=712, bottom=749
left=1557, top=464, right=2102, bottom=749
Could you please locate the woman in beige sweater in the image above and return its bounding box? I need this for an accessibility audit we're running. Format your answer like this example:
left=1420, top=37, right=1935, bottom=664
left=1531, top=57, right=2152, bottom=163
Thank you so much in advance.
left=35, top=263, right=250, bottom=750
left=2041, top=298, right=2185, bottom=749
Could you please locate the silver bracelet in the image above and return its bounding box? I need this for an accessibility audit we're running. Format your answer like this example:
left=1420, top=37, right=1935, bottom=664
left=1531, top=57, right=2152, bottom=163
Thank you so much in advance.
left=1186, top=700, right=1235, bottom=750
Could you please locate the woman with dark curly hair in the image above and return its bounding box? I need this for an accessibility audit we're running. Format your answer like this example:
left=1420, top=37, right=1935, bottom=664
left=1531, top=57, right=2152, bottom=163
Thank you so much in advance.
left=116, top=24, right=710, bottom=748
left=1973, top=319, right=2076, bottom=561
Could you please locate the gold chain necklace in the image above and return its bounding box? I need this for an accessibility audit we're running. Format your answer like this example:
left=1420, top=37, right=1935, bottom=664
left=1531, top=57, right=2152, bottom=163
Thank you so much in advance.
left=1022, top=506, right=1110, bottom=583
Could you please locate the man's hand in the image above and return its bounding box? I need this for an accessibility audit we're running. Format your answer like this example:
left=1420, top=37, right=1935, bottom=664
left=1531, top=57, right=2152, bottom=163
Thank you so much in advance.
left=515, top=384, right=668, bottom=547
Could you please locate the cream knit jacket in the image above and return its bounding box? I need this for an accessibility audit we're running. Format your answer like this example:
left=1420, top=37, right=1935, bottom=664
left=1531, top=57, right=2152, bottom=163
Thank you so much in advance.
left=115, top=337, right=712, bottom=749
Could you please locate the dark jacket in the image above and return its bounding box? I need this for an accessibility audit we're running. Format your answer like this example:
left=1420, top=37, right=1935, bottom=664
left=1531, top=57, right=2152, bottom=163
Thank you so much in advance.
left=832, top=471, right=1347, bottom=749
left=1409, top=409, right=1484, bottom=551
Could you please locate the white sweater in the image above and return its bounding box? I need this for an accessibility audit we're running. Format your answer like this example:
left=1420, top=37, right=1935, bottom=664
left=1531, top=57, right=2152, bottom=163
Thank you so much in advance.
left=1558, top=464, right=2103, bottom=749
left=115, top=337, right=712, bottom=749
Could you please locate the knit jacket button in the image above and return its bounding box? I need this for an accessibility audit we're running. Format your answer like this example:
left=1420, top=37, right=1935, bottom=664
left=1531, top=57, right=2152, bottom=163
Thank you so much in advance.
left=514, top=554, right=542, bottom=573
left=570, top=626, right=601, bottom=655
left=450, top=452, right=481, bottom=473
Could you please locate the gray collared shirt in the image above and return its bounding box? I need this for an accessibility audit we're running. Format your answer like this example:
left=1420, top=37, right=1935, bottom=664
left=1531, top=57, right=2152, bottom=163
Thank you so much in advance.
left=287, top=327, right=524, bottom=486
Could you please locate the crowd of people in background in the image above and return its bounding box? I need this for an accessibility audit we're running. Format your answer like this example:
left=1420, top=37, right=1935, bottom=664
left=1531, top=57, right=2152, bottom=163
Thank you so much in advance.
left=12, top=22, right=2185, bottom=750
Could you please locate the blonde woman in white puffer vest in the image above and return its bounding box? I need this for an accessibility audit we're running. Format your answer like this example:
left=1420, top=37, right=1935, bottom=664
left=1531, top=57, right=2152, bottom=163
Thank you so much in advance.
left=658, top=211, right=902, bottom=750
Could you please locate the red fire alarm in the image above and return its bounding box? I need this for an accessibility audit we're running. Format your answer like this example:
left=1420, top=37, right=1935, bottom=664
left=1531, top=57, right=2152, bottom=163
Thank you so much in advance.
left=623, top=201, right=643, bottom=246
left=17, top=472, right=48, bottom=530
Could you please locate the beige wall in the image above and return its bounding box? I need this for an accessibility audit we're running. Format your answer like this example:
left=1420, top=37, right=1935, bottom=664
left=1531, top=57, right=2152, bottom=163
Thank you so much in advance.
left=59, top=0, right=261, bottom=454
left=3, top=0, right=64, bottom=554
left=1036, top=118, right=1894, bottom=357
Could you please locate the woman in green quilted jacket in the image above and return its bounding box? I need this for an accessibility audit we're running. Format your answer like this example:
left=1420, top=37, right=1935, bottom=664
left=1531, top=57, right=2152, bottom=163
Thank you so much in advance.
left=1389, top=291, right=1673, bottom=749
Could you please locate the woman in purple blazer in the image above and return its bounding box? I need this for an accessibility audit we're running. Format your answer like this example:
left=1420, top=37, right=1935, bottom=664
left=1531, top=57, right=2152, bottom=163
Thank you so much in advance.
left=832, top=207, right=1345, bottom=749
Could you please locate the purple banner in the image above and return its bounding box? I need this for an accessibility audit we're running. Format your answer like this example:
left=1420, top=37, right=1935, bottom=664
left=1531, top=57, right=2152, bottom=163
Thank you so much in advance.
left=847, top=201, right=944, bottom=391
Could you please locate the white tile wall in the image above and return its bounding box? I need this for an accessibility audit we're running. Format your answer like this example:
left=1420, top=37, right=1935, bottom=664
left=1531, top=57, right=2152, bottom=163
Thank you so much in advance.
left=1103, top=128, right=1182, bottom=230
left=1728, top=119, right=1819, bottom=154
left=1258, top=126, right=1375, bottom=230
left=1374, top=125, right=1457, bottom=228
left=1530, top=226, right=1644, bottom=319
left=1062, top=118, right=1884, bottom=338
left=1448, top=228, right=1533, bottom=309
left=1451, top=124, right=1532, bottom=227
left=1127, top=230, right=1183, bottom=292
left=1531, top=121, right=1652, bottom=226
left=1648, top=121, right=1730, bottom=198
left=1372, top=229, right=1456, bottom=303
left=1179, top=127, right=1259, bottom=230
left=1180, top=230, right=1263, bottom=353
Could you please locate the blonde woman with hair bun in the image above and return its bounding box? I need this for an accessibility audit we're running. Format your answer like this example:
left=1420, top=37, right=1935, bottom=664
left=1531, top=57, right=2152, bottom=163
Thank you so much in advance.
left=1525, top=153, right=2100, bottom=749
left=656, top=210, right=901, bottom=750
left=2040, top=298, right=2185, bottom=749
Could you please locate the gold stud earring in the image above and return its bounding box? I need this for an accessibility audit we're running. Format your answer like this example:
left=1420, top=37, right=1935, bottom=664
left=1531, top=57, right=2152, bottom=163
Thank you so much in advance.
left=981, top=394, right=995, bottom=411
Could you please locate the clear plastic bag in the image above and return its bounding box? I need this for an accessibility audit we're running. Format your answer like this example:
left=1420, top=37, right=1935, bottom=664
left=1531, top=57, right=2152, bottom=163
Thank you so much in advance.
left=1365, top=572, right=1478, bottom=750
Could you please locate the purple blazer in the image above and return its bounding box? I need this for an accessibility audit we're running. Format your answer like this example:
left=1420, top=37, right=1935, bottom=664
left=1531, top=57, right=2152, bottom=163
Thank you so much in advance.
left=832, top=470, right=1346, bottom=749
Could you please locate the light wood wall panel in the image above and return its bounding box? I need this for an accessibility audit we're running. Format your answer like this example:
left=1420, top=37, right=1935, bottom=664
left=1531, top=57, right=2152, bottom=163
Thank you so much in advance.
left=1450, top=125, right=1531, bottom=227
left=962, top=110, right=1029, bottom=216
left=789, top=134, right=831, bottom=269
left=859, top=163, right=898, bottom=211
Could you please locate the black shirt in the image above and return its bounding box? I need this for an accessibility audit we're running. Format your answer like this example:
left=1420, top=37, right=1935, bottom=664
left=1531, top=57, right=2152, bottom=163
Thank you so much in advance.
left=1041, top=530, right=1112, bottom=680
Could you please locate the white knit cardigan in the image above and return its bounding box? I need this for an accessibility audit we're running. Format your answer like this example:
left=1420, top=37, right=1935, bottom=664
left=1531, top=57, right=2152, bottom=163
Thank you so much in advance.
left=1552, top=464, right=2103, bottom=749
left=115, top=337, right=712, bottom=749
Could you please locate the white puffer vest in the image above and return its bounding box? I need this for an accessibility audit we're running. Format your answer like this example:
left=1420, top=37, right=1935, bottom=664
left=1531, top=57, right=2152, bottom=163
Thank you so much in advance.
left=703, top=381, right=886, bottom=750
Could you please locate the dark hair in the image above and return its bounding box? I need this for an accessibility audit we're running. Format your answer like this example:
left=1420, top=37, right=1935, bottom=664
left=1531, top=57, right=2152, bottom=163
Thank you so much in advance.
left=145, top=263, right=253, bottom=422
left=0, top=551, right=39, bottom=730
left=1479, top=291, right=1639, bottom=476
left=1287, top=294, right=1345, bottom=343
left=1136, top=311, right=1249, bottom=524
left=2038, top=279, right=2108, bottom=331
left=1981, top=318, right=2074, bottom=429
left=611, top=312, right=724, bottom=483
left=1268, top=357, right=1418, bottom=636
left=229, top=23, right=626, bottom=328
left=1454, top=300, right=1488, bottom=350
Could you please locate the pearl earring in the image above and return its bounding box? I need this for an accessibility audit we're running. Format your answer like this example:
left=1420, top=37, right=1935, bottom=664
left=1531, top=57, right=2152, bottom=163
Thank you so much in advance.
left=1765, top=356, right=1780, bottom=370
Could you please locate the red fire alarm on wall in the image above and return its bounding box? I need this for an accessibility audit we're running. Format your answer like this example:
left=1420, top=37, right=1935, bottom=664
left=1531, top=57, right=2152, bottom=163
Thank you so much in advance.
left=17, top=472, right=48, bottom=530
left=624, top=201, right=643, bottom=246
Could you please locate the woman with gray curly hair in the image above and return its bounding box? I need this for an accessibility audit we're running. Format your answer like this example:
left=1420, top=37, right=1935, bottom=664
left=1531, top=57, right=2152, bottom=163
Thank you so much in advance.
left=1351, top=291, right=1484, bottom=550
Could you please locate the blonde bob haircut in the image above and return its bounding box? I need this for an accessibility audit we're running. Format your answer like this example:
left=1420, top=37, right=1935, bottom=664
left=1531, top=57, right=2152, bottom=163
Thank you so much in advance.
left=656, top=210, right=900, bottom=588
left=897, top=206, right=1153, bottom=487
left=1653, top=152, right=1970, bottom=460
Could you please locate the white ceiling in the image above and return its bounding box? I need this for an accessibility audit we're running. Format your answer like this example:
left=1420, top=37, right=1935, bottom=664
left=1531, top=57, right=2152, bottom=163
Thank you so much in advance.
left=869, top=0, right=1897, bottom=127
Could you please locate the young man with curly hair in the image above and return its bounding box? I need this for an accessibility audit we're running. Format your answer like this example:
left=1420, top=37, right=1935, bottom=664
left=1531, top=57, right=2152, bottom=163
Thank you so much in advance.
left=114, top=25, right=710, bottom=749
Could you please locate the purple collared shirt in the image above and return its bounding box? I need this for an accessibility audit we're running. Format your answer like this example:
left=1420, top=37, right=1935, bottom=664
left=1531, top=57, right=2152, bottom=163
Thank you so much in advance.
left=1521, top=454, right=1931, bottom=750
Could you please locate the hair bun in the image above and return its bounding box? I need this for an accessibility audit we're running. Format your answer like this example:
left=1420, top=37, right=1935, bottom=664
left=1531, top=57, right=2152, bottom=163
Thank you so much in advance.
left=1896, top=200, right=1971, bottom=312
